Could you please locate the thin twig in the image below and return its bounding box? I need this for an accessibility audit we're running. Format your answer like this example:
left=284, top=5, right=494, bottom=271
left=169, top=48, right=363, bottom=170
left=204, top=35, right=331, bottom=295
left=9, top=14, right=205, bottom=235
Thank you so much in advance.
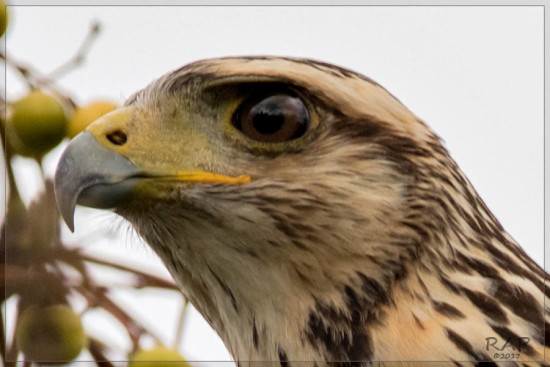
left=173, top=297, right=189, bottom=350
left=0, top=49, right=76, bottom=110
left=58, top=246, right=178, bottom=290
left=88, top=337, right=116, bottom=367
left=74, top=284, right=163, bottom=350
left=76, top=284, right=144, bottom=348
left=0, top=52, right=39, bottom=89
left=0, top=21, right=101, bottom=88
left=0, top=110, right=24, bottom=207
left=78, top=252, right=179, bottom=291
left=47, top=21, right=101, bottom=81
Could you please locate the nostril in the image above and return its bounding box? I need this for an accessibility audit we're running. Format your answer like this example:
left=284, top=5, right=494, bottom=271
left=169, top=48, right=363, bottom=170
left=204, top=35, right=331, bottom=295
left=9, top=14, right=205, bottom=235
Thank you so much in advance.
left=106, top=130, right=127, bottom=146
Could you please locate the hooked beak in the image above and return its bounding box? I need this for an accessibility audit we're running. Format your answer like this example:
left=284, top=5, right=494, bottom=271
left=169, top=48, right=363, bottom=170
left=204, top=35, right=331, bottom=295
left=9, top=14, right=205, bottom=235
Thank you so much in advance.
left=54, top=131, right=250, bottom=232
left=54, top=131, right=142, bottom=232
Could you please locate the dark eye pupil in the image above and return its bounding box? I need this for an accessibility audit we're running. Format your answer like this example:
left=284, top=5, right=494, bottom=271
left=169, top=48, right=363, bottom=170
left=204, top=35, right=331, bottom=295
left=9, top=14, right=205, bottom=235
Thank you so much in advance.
left=234, top=92, right=310, bottom=143
left=252, top=109, right=285, bottom=135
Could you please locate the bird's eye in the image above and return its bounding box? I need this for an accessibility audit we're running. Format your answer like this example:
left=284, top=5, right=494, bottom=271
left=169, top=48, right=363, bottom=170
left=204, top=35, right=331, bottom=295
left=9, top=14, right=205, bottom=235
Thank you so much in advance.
left=232, top=93, right=310, bottom=143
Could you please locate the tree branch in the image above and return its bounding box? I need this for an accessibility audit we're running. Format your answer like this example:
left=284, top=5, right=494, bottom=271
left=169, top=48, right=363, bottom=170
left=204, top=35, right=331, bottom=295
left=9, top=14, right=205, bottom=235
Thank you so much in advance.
left=47, top=21, right=101, bottom=81
left=88, top=337, right=116, bottom=367
left=77, top=252, right=179, bottom=291
left=74, top=284, right=163, bottom=350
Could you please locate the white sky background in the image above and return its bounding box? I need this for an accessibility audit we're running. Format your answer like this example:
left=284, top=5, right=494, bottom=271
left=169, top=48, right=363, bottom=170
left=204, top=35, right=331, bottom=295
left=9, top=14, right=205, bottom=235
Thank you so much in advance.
left=2, top=5, right=544, bottom=364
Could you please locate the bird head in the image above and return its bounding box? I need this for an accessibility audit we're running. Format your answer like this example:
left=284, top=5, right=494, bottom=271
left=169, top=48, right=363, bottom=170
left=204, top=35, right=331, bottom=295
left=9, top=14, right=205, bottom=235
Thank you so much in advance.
left=54, top=57, right=547, bottom=364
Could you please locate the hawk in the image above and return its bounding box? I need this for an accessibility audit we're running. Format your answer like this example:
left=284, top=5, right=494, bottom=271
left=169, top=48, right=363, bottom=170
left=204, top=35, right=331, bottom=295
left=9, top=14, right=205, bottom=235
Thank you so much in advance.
left=54, top=57, right=549, bottom=366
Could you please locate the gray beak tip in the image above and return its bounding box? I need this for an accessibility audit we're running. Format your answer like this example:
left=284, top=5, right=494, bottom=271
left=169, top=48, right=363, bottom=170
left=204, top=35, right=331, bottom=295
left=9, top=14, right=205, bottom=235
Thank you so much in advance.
left=59, top=201, right=76, bottom=232
left=64, top=216, right=76, bottom=233
left=54, top=145, right=77, bottom=233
